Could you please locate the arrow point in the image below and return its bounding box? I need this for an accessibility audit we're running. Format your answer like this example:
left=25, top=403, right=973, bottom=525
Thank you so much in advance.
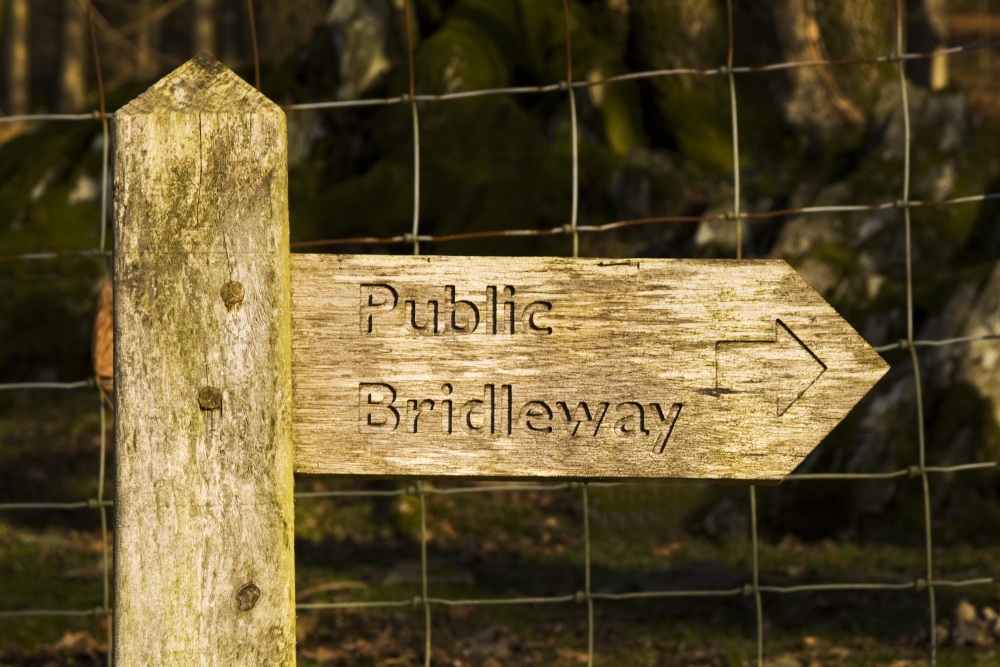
left=775, top=320, right=826, bottom=416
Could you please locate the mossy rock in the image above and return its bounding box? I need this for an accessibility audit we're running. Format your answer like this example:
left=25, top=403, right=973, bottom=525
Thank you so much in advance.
left=0, top=120, right=108, bottom=381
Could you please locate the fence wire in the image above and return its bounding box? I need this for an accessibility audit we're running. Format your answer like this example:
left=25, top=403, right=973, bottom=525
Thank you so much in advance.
left=0, top=0, right=999, bottom=666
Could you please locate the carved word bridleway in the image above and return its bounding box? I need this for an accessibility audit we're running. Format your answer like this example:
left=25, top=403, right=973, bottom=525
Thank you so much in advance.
left=291, top=255, right=888, bottom=481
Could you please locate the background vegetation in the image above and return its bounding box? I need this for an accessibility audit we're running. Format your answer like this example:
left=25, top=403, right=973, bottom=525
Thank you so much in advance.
left=2, top=0, right=1000, bottom=664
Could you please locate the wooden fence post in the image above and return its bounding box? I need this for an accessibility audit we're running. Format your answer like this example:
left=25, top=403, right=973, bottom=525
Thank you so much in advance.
left=112, top=55, right=296, bottom=664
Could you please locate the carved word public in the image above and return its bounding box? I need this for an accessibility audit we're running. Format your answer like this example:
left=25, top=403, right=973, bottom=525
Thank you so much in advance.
left=361, top=283, right=552, bottom=335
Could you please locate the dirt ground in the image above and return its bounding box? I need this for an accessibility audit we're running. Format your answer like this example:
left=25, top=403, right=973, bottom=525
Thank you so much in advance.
left=2, top=397, right=999, bottom=667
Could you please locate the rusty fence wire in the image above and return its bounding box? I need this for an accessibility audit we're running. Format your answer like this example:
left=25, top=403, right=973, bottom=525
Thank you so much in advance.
left=2, top=0, right=1000, bottom=666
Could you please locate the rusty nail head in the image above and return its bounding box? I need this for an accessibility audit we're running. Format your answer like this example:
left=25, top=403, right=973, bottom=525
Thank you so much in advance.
left=220, top=281, right=245, bottom=308
left=198, top=386, right=223, bottom=410
left=236, top=583, right=261, bottom=611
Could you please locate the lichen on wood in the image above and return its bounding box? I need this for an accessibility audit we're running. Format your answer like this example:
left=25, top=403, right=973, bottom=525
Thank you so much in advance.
left=112, top=54, right=295, bottom=665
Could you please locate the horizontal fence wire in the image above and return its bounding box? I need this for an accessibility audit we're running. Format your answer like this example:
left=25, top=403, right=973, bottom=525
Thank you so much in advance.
left=288, top=483, right=998, bottom=608
left=0, top=609, right=109, bottom=619
left=0, top=380, right=95, bottom=391
left=1, top=42, right=1000, bottom=253
left=1, top=1, right=999, bottom=666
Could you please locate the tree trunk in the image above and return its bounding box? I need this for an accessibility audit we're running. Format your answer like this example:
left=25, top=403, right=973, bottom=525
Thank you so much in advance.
left=135, top=0, right=160, bottom=80
left=770, top=0, right=864, bottom=139
left=326, top=0, right=396, bottom=100
left=4, top=0, right=29, bottom=115
left=219, top=0, right=242, bottom=69
left=57, top=0, right=87, bottom=113
left=906, top=0, right=949, bottom=90
left=193, top=0, right=216, bottom=55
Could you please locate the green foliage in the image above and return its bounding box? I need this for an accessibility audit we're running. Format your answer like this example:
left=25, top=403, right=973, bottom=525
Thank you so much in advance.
left=0, top=523, right=107, bottom=648
left=414, top=0, right=518, bottom=93
left=0, top=123, right=100, bottom=254
left=0, top=120, right=107, bottom=381
left=2, top=0, right=1000, bottom=606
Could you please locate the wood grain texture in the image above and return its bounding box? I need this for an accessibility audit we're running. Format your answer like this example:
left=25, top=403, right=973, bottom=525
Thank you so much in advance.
left=292, top=255, right=889, bottom=481
left=113, top=55, right=295, bottom=665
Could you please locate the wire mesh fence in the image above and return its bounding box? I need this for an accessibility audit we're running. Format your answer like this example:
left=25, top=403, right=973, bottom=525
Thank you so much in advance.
left=1, top=0, right=999, bottom=665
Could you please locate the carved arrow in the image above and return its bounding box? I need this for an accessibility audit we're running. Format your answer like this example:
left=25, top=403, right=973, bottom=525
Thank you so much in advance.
left=715, top=319, right=827, bottom=417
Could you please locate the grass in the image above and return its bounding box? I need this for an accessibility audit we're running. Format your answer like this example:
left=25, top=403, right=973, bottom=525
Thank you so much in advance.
left=291, top=481, right=1000, bottom=665
left=0, top=391, right=111, bottom=659
left=0, top=394, right=998, bottom=665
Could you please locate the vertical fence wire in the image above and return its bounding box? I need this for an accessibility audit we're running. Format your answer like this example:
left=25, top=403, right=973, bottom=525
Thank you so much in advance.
left=723, top=2, right=763, bottom=664
left=97, top=117, right=110, bottom=253
left=726, top=0, right=743, bottom=262
left=89, top=4, right=113, bottom=665
left=749, top=485, right=764, bottom=667
left=582, top=484, right=594, bottom=667
left=560, top=3, right=590, bottom=664
left=245, top=0, right=261, bottom=91
left=97, top=396, right=112, bottom=667
left=893, top=0, right=938, bottom=662
left=403, top=0, right=421, bottom=257
left=409, top=101, right=421, bottom=257
left=87, top=2, right=114, bottom=644
left=562, top=0, right=580, bottom=260
left=87, top=0, right=109, bottom=255
left=418, top=483, right=432, bottom=667
left=399, top=0, right=430, bottom=658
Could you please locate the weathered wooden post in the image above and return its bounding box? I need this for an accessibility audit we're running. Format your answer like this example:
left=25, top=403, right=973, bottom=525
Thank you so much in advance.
left=113, top=55, right=296, bottom=664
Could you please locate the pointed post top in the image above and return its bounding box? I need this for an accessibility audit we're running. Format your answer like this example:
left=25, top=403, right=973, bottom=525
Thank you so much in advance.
left=117, top=54, right=275, bottom=116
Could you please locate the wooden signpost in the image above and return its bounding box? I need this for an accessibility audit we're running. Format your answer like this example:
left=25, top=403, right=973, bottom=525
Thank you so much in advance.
left=292, top=255, right=888, bottom=481
left=114, top=55, right=296, bottom=665
left=111, top=56, right=889, bottom=663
